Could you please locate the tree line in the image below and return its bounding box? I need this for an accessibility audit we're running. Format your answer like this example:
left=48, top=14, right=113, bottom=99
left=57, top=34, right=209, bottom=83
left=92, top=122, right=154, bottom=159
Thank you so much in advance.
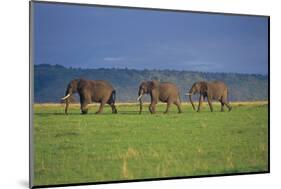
left=34, top=64, right=268, bottom=103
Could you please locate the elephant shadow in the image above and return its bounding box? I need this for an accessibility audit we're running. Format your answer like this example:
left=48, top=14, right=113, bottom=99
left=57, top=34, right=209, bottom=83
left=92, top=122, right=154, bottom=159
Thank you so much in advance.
left=34, top=112, right=79, bottom=117
left=34, top=110, right=157, bottom=117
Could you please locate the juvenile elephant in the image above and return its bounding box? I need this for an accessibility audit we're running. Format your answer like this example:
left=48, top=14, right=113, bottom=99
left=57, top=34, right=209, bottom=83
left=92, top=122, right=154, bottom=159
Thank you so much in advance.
left=137, top=80, right=182, bottom=114
left=61, top=79, right=117, bottom=114
left=186, top=81, right=232, bottom=112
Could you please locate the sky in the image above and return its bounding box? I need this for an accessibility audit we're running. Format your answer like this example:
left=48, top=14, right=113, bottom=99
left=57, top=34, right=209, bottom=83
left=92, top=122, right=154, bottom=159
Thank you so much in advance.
left=33, top=2, right=269, bottom=75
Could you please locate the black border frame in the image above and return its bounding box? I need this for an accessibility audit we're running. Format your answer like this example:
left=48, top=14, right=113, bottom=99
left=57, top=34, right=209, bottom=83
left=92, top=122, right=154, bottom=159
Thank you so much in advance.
left=29, top=1, right=270, bottom=188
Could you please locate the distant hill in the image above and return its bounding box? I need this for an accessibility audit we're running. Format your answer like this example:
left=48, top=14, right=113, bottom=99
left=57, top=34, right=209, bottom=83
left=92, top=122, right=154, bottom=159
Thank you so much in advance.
left=34, top=64, right=268, bottom=103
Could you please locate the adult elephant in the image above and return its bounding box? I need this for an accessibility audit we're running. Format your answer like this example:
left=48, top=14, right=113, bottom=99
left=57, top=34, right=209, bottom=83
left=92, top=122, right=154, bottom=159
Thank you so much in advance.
left=186, top=81, right=232, bottom=112
left=61, top=79, right=117, bottom=114
left=137, top=80, right=182, bottom=114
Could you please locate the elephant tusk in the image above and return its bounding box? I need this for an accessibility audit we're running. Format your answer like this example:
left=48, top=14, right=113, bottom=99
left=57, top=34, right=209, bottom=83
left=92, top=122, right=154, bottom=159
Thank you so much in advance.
left=185, top=93, right=192, bottom=96
left=137, top=94, right=143, bottom=101
left=61, top=93, right=71, bottom=100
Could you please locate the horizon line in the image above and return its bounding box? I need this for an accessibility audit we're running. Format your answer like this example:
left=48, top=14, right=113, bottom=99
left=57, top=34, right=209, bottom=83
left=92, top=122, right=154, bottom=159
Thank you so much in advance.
left=34, top=63, right=268, bottom=76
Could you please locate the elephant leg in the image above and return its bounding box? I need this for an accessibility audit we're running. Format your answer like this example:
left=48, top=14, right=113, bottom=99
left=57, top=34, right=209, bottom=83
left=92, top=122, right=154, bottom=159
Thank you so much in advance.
left=107, top=95, right=117, bottom=114
left=80, top=95, right=89, bottom=114
left=174, top=100, right=182, bottom=113
left=149, top=104, right=153, bottom=113
left=207, top=96, right=213, bottom=112
left=152, top=104, right=156, bottom=113
left=197, top=95, right=204, bottom=112
left=164, top=102, right=172, bottom=114
left=224, top=101, right=232, bottom=111
left=110, top=103, right=117, bottom=114
left=139, top=100, right=143, bottom=114
left=220, top=101, right=225, bottom=112
left=149, top=103, right=156, bottom=114
left=80, top=103, right=88, bottom=114
left=222, top=97, right=232, bottom=111
left=96, top=101, right=106, bottom=114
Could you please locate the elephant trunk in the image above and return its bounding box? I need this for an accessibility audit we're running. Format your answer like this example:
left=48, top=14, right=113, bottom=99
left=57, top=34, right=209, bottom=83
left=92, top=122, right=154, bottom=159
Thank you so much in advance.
left=139, top=99, right=143, bottom=114
left=137, top=89, right=144, bottom=114
left=65, top=98, right=69, bottom=115
left=186, top=86, right=196, bottom=111
left=189, top=94, right=196, bottom=111
left=62, top=89, right=72, bottom=115
left=137, top=91, right=143, bottom=101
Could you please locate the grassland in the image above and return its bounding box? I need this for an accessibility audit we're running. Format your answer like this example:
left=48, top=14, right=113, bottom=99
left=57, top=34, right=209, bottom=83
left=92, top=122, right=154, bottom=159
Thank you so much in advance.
left=33, top=102, right=268, bottom=186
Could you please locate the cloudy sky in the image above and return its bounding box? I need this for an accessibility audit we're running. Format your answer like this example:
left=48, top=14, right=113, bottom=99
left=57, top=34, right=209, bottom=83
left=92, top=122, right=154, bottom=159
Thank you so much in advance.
left=33, top=2, right=268, bottom=74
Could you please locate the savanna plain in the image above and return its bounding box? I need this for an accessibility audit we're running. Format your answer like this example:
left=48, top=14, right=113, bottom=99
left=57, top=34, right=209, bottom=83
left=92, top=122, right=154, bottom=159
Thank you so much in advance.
left=33, top=102, right=268, bottom=186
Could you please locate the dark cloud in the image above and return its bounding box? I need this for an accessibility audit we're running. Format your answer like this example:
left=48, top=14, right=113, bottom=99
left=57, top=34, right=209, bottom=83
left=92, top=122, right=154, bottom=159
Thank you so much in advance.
left=33, top=2, right=268, bottom=74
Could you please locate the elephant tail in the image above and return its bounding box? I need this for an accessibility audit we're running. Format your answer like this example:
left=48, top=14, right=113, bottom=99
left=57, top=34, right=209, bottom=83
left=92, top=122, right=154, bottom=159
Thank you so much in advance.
left=226, top=87, right=230, bottom=102
left=178, top=91, right=182, bottom=103
left=227, top=88, right=232, bottom=102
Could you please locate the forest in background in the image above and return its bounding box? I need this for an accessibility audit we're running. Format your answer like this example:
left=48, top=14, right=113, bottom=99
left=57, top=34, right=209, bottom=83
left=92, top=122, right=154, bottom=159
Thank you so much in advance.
left=34, top=64, right=268, bottom=103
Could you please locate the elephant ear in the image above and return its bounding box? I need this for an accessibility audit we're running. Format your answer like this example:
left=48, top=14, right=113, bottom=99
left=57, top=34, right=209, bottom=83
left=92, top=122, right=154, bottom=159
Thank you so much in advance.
left=199, top=81, right=208, bottom=93
left=74, top=79, right=81, bottom=90
left=150, top=80, right=159, bottom=90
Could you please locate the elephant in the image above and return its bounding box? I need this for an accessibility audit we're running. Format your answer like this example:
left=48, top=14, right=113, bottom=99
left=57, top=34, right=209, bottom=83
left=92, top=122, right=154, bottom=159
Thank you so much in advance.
left=137, top=80, right=182, bottom=114
left=61, top=79, right=117, bottom=114
left=186, top=81, right=232, bottom=112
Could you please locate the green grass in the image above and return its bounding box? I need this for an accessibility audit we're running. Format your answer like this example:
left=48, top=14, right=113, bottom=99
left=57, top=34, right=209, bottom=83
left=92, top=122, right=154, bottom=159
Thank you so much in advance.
left=33, top=102, right=268, bottom=186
